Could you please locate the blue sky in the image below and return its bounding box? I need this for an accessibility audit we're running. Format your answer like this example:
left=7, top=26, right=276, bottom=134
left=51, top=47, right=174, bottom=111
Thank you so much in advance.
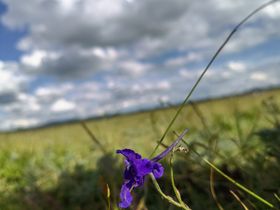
left=0, top=0, right=280, bottom=131
left=0, top=2, right=26, bottom=60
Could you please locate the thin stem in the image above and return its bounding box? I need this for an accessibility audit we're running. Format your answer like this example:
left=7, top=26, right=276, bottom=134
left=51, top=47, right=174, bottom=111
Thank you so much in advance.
left=210, top=168, right=224, bottom=210
left=274, top=193, right=280, bottom=202
left=230, top=190, right=249, bottom=210
left=170, top=151, right=192, bottom=210
left=80, top=121, right=107, bottom=154
left=204, top=158, right=275, bottom=209
left=149, top=173, right=183, bottom=208
left=180, top=138, right=276, bottom=209
left=209, top=136, right=224, bottom=210
left=150, top=0, right=280, bottom=158
left=106, top=184, right=111, bottom=210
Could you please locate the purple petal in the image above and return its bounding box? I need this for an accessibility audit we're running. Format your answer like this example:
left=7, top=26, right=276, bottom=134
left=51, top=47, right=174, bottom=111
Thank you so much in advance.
left=119, top=184, right=133, bottom=208
left=136, top=158, right=153, bottom=176
left=117, top=149, right=142, bottom=160
left=124, top=166, right=135, bottom=181
left=151, top=129, right=188, bottom=162
left=124, top=158, right=153, bottom=187
left=152, top=162, right=164, bottom=178
left=134, top=175, right=145, bottom=187
left=124, top=160, right=138, bottom=181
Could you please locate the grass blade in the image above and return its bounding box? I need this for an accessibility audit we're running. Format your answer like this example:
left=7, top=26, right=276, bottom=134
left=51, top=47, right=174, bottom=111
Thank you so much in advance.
left=230, top=190, right=249, bottom=210
left=181, top=139, right=276, bottom=209
left=150, top=0, right=280, bottom=158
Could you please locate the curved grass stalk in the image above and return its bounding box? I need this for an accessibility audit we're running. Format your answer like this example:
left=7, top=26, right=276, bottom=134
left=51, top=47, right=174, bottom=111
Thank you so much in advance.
left=150, top=0, right=280, bottom=158
left=210, top=168, right=225, bottom=210
left=149, top=173, right=183, bottom=209
left=181, top=138, right=276, bottom=209
left=230, top=190, right=249, bottom=210
left=209, top=136, right=224, bottom=210
left=203, top=158, right=275, bottom=209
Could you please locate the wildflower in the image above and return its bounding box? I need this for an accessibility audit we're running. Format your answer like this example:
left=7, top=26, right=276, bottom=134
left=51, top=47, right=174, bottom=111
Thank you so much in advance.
left=117, top=129, right=188, bottom=208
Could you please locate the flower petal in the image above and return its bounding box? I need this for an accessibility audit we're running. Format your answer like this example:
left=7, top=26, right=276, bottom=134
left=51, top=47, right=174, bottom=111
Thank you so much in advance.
left=117, top=149, right=142, bottom=160
left=119, top=184, right=133, bottom=208
left=134, top=175, right=145, bottom=187
left=152, top=162, right=164, bottom=178
left=125, top=158, right=153, bottom=187
left=124, top=161, right=138, bottom=181
left=136, top=158, right=153, bottom=176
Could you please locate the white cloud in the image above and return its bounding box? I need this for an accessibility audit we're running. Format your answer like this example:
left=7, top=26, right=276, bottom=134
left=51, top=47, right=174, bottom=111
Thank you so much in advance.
left=179, top=68, right=195, bottom=79
left=21, top=50, right=47, bottom=67
left=221, top=71, right=232, bottom=79
left=250, top=72, right=268, bottom=81
left=35, top=83, right=73, bottom=97
left=119, top=60, right=151, bottom=76
left=59, top=0, right=81, bottom=13
left=263, top=3, right=280, bottom=18
left=51, top=99, right=76, bottom=112
left=17, top=93, right=41, bottom=111
left=165, top=52, right=202, bottom=67
left=2, top=93, right=41, bottom=116
left=90, top=47, right=119, bottom=60
left=21, top=50, right=60, bottom=68
left=6, top=118, right=39, bottom=130
left=157, top=81, right=170, bottom=90
left=14, top=118, right=39, bottom=127
left=0, top=61, right=24, bottom=92
left=227, top=61, right=246, bottom=72
left=35, top=87, right=57, bottom=97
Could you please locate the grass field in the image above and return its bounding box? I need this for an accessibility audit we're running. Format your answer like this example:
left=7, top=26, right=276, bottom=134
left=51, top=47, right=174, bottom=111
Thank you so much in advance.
left=0, top=88, right=280, bottom=210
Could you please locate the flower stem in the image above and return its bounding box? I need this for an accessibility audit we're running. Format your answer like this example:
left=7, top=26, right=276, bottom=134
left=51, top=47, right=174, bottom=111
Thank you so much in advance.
left=170, top=151, right=192, bottom=210
left=149, top=173, right=186, bottom=209
left=106, top=184, right=111, bottom=210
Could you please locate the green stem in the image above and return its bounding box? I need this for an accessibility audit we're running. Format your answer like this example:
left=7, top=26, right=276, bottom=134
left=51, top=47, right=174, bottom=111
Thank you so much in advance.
left=182, top=139, right=276, bottom=209
left=106, top=184, right=111, bottom=210
left=203, top=159, right=275, bottom=209
left=170, top=152, right=192, bottom=210
left=149, top=173, right=183, bottom=208
left=274, top=193, right=280, bottom=203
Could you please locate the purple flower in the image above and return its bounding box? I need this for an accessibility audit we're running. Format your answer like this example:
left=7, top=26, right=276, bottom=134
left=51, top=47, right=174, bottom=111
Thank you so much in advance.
left=117, top=129, right=188, bottom=208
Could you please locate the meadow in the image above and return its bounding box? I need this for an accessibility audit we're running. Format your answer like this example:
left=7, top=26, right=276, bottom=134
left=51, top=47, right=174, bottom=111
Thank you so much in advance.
left=0, top=88, right=279, bottom=210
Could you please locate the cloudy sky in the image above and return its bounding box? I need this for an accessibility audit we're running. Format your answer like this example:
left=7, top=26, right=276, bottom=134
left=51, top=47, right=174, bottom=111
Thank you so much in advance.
left=0, top=0, right=279, bottom=131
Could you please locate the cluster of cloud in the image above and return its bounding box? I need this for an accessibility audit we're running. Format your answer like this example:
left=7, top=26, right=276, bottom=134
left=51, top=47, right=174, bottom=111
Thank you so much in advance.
left=0, top=0, right=280, bottom=130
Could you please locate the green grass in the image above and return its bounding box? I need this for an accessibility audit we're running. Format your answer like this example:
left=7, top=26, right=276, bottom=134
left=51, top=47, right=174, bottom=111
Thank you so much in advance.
left=0, top=88, right=280, bottom=210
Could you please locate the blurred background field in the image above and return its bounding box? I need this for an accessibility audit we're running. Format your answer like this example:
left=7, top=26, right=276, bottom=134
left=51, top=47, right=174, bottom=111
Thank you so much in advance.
left=0, top=88, right=279, bottom=210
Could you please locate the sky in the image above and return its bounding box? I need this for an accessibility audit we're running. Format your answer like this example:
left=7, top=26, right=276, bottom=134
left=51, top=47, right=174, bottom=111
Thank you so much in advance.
left=0, top=0, right=280, bottom=131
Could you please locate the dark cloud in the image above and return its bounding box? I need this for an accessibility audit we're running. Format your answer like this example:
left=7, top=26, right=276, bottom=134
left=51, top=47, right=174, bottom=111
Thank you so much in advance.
left=0, top=92, right=18, bottom=104
left=2, top=0, right=188, bottom=50
left=39, top=51, right=106, bottom=79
